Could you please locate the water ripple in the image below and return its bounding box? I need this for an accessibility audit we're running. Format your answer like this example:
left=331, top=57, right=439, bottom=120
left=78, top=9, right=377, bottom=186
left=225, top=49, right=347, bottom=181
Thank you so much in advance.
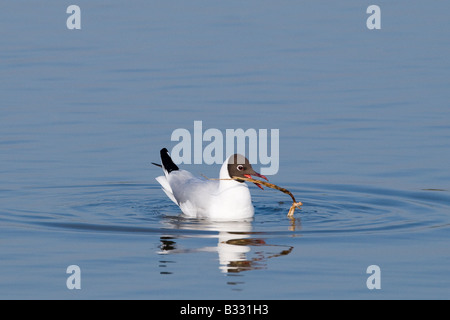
left=2, top=182, right=449, bottom=237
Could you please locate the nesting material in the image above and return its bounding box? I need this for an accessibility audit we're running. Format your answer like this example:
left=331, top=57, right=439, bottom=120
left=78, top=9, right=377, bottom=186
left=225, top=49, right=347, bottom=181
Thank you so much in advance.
left=202, top=175, right=303, bottom=218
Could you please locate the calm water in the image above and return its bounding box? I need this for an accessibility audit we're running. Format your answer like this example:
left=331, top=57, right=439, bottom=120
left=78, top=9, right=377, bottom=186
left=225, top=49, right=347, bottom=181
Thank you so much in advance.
left=1, top=1, right=450, bottom=299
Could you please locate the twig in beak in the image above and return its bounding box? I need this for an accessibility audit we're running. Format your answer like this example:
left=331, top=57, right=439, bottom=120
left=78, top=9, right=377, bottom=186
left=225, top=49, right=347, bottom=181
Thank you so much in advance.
left=201, top=174, right=303, bottom=218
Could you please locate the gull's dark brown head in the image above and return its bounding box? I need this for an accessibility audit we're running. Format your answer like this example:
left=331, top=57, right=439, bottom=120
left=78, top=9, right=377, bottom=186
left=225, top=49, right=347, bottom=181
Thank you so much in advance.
left=227, top=154, right=268, bottom=189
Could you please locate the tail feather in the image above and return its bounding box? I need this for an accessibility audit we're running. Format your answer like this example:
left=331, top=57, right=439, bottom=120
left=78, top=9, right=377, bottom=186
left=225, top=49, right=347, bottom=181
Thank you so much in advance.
left=154, top=148, right=179, bottom=205
left=155, top=175, right=178, bottom=204
left=160, top=148, right=179, bottom=176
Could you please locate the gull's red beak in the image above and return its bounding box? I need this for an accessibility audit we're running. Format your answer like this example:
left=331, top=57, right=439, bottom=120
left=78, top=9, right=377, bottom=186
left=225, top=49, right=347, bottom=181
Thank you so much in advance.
left=244, top=172, right=268, bottom=190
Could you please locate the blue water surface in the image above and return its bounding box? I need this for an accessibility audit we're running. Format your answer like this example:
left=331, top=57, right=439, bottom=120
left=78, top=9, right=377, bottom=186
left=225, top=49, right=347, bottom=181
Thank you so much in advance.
left=1, top=1, right=449, bottom=299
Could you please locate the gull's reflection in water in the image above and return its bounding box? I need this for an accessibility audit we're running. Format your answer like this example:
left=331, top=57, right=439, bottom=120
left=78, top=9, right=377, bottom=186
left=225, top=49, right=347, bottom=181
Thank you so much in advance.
left=158, top=217, right=295, bottom=275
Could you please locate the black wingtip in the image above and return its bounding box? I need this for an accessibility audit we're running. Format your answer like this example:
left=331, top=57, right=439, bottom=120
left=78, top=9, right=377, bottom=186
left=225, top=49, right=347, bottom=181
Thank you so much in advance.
left=151, top=162, right=162, bottom=168
left=160, top=148, right=179, bottom=173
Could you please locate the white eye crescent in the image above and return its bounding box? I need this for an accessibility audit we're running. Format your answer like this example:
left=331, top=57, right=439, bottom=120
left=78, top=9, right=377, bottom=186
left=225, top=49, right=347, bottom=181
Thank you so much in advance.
left=237, top=165, right=244, bottom=171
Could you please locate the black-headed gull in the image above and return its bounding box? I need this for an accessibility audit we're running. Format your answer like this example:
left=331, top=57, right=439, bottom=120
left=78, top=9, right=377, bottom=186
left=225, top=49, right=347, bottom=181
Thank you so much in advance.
left=154, top=148, right=267, bottom=220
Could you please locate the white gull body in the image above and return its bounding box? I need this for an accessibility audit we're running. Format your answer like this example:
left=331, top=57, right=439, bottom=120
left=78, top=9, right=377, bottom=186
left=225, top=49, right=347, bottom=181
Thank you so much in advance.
left=156, top=154, right=258, bottom=221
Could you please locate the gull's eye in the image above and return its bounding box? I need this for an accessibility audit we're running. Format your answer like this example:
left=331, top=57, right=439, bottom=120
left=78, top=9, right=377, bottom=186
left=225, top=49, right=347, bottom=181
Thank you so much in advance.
left=237, top=165, right=244, bottom=171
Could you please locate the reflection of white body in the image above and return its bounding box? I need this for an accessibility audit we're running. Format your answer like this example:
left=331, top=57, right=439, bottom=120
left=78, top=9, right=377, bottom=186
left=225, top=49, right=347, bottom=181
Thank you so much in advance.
left=215, top=222, right=252, bottom=273
left=161, top=219, right=253, bottom=273
left=217, top=233, right=251, bottom=273
left=156, top=151, right=261, bottom=221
